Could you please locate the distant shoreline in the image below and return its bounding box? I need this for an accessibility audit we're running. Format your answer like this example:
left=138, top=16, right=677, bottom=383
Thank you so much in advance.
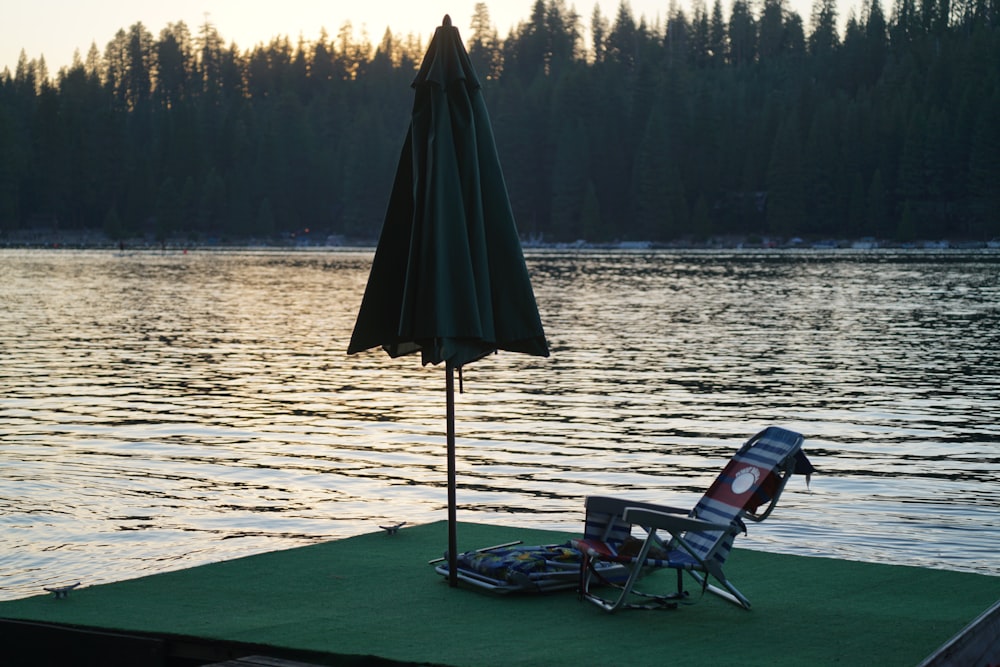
left=2, top=229, right=998, bottom=252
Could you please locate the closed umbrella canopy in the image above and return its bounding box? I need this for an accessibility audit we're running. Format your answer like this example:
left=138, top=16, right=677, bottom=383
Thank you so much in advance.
left=348, top=15, right=548, bottom=586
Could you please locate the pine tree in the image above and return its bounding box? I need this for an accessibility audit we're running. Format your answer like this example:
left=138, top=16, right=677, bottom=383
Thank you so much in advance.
left=103, top=204, right=124, bottom=240
left=809, top=0, right=841, bottom=57
left=632, top=103, right=673, bottom=240
left=689, top=0, right=711, bottom=65
left=867, top=169, right=891, bottom=238
left=759, top=0, right=787, bottom=59
left=550, top=118, right=590, bottom=240
left=691, top=193, right=714, bottom=240
left=709, top=0, right=728, bottom=65
left=469, top=2, right=503, bottom=81
left=847, top=172, right=867, bottom=235
left=766, top=113, right=806, bottom=236
left=968, top=92, right=1000, bottom=238
left=580, top=180, right=603, bottom=241
left=728, top=0, right=757, bottom=66
left=0, top=105, right=20, bottom=225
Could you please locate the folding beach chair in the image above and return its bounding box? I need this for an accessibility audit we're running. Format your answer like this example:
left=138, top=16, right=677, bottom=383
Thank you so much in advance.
left=572, top=426, right=812, bottom=612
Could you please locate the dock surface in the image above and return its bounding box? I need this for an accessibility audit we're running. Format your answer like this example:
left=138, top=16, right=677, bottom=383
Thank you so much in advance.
left=1, top=521, right=998, bottom=666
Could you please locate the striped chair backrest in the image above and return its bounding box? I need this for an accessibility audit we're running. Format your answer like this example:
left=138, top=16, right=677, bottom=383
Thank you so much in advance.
left=682, top=427, right=804, bottom=565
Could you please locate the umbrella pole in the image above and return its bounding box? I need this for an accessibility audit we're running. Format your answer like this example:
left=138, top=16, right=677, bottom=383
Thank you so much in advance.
left=446, top=362, right=458, bottom=587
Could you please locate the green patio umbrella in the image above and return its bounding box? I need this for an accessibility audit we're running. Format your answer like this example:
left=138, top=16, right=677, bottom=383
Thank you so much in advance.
left=347, top=15, right=548, bottom=587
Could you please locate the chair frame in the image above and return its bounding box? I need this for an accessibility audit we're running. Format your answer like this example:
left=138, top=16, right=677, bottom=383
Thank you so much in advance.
left=575, top=427, right=805, bottom=612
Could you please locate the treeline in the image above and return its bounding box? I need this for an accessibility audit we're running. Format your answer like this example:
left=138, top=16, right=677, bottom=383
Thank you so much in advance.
left=1, top=0, right=998, bottom=244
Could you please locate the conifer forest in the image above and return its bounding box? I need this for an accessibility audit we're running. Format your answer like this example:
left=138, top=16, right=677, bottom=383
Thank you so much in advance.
left=1, top=0, right=998, bottom=245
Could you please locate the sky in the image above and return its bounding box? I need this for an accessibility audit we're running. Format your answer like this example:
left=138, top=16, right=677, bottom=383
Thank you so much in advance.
left=1, top=0, right=845, bottom=76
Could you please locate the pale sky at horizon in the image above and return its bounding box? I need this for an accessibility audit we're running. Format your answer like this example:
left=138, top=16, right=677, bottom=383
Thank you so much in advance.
left=4, top=0, right=854, bottom=76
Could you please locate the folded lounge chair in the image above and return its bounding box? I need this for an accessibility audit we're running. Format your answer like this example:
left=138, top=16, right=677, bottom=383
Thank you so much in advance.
left=432, top=541, right=597, bottom=593
left=572, top=426, right=812, bottom=612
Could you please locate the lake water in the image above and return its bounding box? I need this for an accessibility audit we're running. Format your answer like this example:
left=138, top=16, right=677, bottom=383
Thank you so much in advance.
left=1, top=248, right=998, bottom=601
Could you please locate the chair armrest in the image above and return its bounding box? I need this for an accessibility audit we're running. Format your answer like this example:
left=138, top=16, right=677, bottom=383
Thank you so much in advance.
left=585, top=496, right=689, bottom=518
left=622, top=507, right=732, bottom=535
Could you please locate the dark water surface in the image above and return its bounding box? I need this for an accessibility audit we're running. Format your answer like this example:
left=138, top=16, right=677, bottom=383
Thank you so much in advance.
left=1, top=248, right=998, bottom=600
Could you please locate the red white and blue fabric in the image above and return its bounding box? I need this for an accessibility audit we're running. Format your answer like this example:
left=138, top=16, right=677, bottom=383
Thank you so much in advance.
left=684, top=427, right=803, bottom=564
left=579, top=427, right=805, bottom=570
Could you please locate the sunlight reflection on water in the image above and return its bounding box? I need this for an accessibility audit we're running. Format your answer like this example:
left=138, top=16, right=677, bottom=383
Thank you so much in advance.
left=1, top=248, right=998, bottom=600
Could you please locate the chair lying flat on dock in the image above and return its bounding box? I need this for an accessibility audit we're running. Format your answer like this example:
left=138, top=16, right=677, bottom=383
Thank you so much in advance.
left=433, top=541, right=597, bottom=593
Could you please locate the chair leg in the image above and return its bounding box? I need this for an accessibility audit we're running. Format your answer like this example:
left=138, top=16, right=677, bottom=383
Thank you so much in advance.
left=579, top=553, right=642, bottom=613
left=689, top=571, right=752, bottom=609
left=579, top=536, right=685, bottom=613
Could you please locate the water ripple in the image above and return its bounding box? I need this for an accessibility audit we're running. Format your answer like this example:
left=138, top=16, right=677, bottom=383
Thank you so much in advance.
left=1, top=248, right=998, bottom=600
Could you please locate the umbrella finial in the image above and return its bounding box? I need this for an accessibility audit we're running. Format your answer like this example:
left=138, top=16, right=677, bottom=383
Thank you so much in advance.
left=443, top=14, right=452, bottom=27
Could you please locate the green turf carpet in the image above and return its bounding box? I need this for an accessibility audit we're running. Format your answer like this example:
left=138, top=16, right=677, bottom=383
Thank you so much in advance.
left=1, top=521, right=997, bottom=666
